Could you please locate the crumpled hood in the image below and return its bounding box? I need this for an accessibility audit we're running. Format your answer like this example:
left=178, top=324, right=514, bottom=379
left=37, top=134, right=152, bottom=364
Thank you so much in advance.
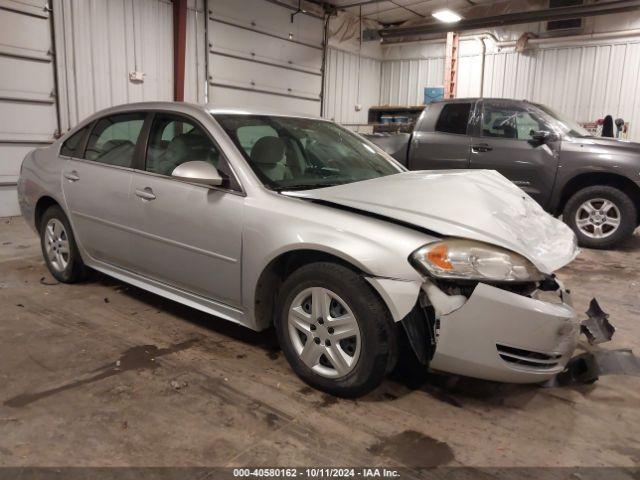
left=289, top=170, right=579, bottom=274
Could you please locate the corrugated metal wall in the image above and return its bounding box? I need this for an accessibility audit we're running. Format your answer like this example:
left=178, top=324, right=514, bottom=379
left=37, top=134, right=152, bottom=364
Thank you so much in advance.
left=0, top=0, right=58, bottom=216
left=207, top=0, right=324, bottom=116
left=53, top=0, right=174, bottom=132
left=323, top=48, right=381, bottom=125
left=379, top=57, right=444, bottom=106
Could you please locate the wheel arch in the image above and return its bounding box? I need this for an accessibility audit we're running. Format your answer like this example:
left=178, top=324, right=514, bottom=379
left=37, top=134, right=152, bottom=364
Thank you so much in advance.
left=556, top=172, right=640, bottom=223
left=34, top=196, right=62, bottom=233
left=253, top=249, right=372, bottom=331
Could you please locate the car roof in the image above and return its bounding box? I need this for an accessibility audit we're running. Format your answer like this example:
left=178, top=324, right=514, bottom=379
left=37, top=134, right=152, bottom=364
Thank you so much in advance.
left=83, top=101, right=324, bottom=120
left=433, top=97, right=531, bottom=104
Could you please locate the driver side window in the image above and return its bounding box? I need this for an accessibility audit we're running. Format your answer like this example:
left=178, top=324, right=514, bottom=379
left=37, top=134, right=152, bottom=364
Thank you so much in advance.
left=145, top=114, right=241, bottom=191
left=481, top=104, right=545, bottom=140
left=146, top=115, right=220, bottom=176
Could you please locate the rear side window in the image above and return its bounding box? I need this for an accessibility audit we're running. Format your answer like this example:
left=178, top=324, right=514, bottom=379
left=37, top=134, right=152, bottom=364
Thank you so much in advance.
left=435, top=103, right=471, bottom=135
left=83, top=113, right=145, bottom=167
left=60, top=125, right=89, bottom=157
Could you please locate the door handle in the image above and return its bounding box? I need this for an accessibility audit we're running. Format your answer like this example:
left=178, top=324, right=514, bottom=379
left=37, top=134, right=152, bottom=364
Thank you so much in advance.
left=64, top=171, right=80, bottom=182
left=135, top=187, right=156, bottom=201
left=471, top=143, right=493, bottom=153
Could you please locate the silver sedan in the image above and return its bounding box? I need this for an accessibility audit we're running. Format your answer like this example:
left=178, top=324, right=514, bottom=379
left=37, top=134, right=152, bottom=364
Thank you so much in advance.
left=18, top=102, right=584, bottom=397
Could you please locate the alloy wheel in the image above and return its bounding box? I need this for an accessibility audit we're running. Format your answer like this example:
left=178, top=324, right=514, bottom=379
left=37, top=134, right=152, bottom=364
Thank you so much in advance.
left=44, top=218, right=70, bottom=272
left=575, top=198, right=621, bottom=239
left=287, top=287, right=361, bottom=379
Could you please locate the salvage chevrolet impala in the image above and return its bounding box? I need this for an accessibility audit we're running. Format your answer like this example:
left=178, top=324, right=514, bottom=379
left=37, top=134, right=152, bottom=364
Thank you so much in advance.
left=18, top=102, right=595, bottom=396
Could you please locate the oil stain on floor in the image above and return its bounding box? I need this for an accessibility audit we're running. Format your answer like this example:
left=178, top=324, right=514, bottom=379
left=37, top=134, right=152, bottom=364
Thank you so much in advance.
left=368, top=430, right=455, bottom=468
left=4, top=338, right=199, bottom=408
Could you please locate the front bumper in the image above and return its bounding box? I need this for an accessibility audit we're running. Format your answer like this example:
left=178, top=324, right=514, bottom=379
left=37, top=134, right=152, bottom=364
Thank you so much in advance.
left=428, top=281, right=579, bottom=383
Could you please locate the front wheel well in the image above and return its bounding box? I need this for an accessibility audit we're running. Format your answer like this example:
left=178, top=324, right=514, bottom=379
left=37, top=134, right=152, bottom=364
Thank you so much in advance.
left=557, top=173, right=640, bottom=222
left=34, top=196, right=60, bottom=233
left=254, top=250, right=367, bottom=330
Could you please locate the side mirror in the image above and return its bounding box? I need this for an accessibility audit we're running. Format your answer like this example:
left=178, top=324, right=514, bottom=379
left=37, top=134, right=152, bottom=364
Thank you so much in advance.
left=171, top=161, right=223, bottom=187
left=531, top=130, right=558, bottom=144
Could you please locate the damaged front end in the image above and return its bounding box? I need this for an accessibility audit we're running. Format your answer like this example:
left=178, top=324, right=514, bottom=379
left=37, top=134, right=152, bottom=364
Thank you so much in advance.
left=416, top=275, right=580, bottom=383
left=403, top=274, right=634, bottom=385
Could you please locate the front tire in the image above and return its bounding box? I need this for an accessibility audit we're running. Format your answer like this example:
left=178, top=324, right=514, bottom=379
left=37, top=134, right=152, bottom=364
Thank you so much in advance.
left=563, top=185, right=637, bottom=249
left=40, top=205, right=87, bottom=283
left=275, top=262, right=397, bottom=398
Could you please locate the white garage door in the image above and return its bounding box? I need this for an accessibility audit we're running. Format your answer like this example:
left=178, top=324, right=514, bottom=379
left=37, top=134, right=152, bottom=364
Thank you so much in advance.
left=207, top=0, right=323, bottom=116
left=0, top=0, right=58, bottom=217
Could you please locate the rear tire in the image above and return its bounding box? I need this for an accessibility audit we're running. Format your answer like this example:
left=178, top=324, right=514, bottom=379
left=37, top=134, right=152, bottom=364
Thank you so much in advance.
left=40, top=205, right=88, bottom=283
left=275, top=262, right=397, bottom=398
left=563, top=185, right=637, bottom=249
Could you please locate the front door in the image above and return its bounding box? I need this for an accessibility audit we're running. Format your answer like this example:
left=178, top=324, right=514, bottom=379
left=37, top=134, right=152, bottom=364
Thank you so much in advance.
left=128, top=113, right=244, bottom=307
left=469, top=100, right=560, bottom=208
left=62, top=112, right=146, bottom=269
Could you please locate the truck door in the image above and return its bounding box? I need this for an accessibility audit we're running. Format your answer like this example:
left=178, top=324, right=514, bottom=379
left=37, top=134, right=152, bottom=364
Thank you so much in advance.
left=409, top=101, right=473, bottom=170
left=468, top=100, right=560, bottom=208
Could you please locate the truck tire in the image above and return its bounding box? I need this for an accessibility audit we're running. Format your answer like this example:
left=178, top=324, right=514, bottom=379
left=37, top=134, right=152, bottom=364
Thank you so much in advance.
left=563, top=185, right=637, bottom=249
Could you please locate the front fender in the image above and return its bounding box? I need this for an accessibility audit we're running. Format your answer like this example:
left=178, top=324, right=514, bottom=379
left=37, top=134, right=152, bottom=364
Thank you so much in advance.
left=366, top=277, right=422, bottom=322
left=241, top=193, right=436, bottom=330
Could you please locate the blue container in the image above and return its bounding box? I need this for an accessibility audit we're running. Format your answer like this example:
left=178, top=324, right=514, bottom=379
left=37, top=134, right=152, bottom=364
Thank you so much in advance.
left=424, top=87, right=444, bottom=104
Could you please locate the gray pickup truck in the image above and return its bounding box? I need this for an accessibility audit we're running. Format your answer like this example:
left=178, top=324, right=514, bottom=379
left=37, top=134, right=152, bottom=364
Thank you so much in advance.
left=367, top=98, right=640, bottom=249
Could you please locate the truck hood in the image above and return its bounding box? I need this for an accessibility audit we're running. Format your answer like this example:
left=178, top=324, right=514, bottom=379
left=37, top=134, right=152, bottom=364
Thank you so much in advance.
left=570, top=136, right=640, bottom=154
left=289, top=170, right=579, bottom=274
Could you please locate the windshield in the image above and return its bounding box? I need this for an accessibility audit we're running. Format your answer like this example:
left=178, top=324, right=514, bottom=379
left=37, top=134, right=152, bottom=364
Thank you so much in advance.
left=214, top=114, right=403, bottom=190
left=533, top=103, right=590, bottom=138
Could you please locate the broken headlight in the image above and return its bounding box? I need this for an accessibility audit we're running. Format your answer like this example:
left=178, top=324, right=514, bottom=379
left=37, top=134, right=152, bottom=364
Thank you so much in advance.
left=410, top=238, right=544, bottom=282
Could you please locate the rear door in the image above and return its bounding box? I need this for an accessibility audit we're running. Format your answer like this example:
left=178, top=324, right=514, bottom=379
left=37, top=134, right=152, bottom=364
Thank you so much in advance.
left=62, top=112, right=145, bottom=269
left=128, top=112, right=244, bottom=307
left=468, top=100, right=560, bottom=207
left=409, top=102, right=473, bottom=170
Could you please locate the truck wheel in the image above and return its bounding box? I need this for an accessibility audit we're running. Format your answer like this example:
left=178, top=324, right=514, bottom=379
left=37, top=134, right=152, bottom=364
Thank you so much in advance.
left=275, top=262, right=397, bottom=398
left=40, top=205, right=88, bottom=283
left=563, top=186, right=637, bottom=249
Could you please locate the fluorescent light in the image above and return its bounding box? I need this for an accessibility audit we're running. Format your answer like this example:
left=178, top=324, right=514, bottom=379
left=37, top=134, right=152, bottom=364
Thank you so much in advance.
left=432, top=9, right=462, bottom=23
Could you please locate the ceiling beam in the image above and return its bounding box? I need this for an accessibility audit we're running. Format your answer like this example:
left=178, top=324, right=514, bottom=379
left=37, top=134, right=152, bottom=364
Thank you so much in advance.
left=379, top=0, right=640, bottom=38
left=338, top=0, right=388, bottom=9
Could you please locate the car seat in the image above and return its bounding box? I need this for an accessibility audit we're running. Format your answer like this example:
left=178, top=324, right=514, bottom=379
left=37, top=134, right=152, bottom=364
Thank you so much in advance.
left=250, top=136, right=292, bottom=182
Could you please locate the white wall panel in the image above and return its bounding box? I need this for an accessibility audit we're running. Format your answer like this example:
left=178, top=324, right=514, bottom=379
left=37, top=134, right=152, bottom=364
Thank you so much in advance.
left=207, top=0, right=323, bottom=115
left=53, top=0, right=174, bottom=131
left=380, top=57, right=444, bottom=106
left=0, top=0, right=58, bottom=216
left=323, top=48, right=381, bottom=125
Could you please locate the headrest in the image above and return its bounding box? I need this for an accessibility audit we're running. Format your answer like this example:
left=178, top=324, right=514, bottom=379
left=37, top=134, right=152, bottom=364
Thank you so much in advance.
left=250, top=136, right=285, bottom=166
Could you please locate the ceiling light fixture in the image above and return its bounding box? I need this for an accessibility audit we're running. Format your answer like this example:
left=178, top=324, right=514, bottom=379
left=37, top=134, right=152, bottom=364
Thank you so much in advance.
left=432, top=9, right=462, bottom=23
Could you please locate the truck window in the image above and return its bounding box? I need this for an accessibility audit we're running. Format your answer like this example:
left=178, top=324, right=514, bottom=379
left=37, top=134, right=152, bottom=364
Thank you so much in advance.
left=435, top=103, right=471, bottom=135
left=482, top=104, right=545, bottom=140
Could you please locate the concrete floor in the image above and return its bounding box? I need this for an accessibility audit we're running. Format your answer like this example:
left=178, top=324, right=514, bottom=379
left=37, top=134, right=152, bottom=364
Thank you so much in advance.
left=0, top=216, right=639, bottom=469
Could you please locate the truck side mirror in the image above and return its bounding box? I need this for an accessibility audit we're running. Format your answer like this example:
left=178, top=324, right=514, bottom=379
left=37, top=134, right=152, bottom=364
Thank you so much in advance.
left=531, top=130, right=558, bottom=144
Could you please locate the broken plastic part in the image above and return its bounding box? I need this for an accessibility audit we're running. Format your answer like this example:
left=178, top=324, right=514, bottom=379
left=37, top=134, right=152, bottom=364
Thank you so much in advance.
left=421, top=280, right=466, bottom=318
left=548, top=349, right=640, bottom=387
left=580, top=298, right=615, bottom=345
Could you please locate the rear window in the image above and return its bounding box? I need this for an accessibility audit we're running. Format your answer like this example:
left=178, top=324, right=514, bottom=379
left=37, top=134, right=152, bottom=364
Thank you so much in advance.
left=435, top=103, right=471, bottom=135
